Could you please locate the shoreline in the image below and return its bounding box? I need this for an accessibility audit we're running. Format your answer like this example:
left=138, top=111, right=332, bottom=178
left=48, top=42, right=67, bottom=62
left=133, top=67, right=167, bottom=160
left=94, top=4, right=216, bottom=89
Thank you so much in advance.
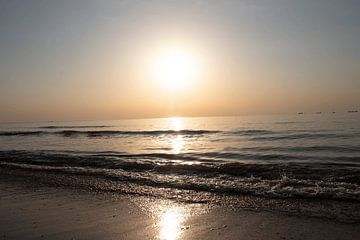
left=1, top=172, right=360, bottom=239
left=1, top=166, right=360, bottom=223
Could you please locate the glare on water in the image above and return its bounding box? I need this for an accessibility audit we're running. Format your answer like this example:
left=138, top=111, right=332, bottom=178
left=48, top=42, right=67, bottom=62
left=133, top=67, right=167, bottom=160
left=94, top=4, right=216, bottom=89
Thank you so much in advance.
left=171, top=117, right=184, bottom=131
left=171, top=135, right=184, bottom=154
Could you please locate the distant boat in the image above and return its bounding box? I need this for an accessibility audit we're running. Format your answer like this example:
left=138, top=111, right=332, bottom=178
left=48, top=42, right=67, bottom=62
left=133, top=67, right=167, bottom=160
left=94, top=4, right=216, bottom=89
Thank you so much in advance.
left=348, top=110, right=358, bottom=113
left=332, top=111, right=336, bottom=114
left=298, top=112, right=304, bottom=115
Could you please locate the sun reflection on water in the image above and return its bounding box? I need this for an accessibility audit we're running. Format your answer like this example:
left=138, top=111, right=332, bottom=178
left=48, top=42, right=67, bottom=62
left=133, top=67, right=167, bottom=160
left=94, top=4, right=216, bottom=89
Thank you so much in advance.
left=171, top=135, right=184, bottom=154
left=170, top=118, right=185, bottom=154
left=171, top=117, right=184, bottom=131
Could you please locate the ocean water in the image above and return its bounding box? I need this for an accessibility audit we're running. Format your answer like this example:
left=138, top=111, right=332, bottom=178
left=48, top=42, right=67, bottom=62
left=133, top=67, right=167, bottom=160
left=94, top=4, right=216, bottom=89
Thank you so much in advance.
left=1, top=114, right=360, bottom=206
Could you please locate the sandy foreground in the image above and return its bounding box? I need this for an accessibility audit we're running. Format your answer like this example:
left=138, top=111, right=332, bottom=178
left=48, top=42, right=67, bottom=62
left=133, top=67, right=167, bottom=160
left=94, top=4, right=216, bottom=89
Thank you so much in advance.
left=1, top=179, right=360, bottom=240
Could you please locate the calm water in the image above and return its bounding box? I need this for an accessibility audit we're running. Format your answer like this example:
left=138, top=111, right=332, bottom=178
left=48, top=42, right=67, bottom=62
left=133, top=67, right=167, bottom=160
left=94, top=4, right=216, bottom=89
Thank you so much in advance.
left=1, top=114, right=360, bottom=203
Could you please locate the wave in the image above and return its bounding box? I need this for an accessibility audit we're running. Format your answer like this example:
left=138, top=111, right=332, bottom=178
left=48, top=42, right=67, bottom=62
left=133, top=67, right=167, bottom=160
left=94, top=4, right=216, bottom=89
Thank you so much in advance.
left=273, top=121, right=296, bottom=124
left=225, top=145, right=360, bottom=153
left=0, top=131, right=44, bottom=136
left=1, top=150, right=359, bottom=202
left=1, top=129, right=270, bottom=137
left=57, top=129, right=220, bottom=137
left=251, top=132, right=357, bottom=141
left=192, top=152, right=360, bottom=163
left=227, top=129, right=274, bottom=135
left=1, top=150, right=358, bottom=164
left=38, top=125, right=112, bottom=129
left=1, top=129, right=358, bottom=142
left=0, top=129, right=220, bottom=137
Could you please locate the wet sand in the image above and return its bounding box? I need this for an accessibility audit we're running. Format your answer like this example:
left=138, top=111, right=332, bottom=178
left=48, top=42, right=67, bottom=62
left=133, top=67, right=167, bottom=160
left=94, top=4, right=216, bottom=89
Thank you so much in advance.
left=1, top=179, right=360, bottom=240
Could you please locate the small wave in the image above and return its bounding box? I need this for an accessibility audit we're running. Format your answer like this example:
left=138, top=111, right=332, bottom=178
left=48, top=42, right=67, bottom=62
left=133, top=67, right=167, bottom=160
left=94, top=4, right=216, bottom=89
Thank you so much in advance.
left=193, top=151, right=360, bottom=163
left=273, top=121, right=296, bottom=125
left=38, top=125, right=112, bottom=129
left=3, top=129, right=353, bottom=140
left=228, top=130, right=274, bottom=135
left=56, top=129, right=220, bottom=137
left=226, top=146, right=360, bottom=153
left=0, top=131, right=44, bottom=136
left=0, top=129, right=220, bottom=137
left=251, top=132, right=355, bottom=141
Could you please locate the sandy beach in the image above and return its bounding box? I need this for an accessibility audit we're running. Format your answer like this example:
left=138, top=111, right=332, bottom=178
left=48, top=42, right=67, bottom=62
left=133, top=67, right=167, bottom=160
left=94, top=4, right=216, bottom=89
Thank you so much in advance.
left=1, top=176, right=360, bottom=240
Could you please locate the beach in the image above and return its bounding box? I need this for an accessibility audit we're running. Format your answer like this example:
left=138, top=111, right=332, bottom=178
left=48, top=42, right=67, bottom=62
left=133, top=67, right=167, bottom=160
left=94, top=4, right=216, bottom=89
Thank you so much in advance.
left=1, top=172, right=360, bottom=240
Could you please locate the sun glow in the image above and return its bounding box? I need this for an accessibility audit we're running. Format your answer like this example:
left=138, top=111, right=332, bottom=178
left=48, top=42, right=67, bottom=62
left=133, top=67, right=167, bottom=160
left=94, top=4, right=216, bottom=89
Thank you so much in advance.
left=150, top=48, right=200, bottom=91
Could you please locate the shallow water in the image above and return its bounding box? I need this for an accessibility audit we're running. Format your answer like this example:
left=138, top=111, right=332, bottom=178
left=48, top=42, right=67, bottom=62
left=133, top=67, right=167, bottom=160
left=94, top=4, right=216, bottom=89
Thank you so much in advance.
left=0, top=114, right=359, bottom=202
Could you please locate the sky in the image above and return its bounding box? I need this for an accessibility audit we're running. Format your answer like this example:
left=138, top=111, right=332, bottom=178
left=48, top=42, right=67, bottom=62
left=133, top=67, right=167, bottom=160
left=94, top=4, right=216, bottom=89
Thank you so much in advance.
left=0, top=0, right=359, bottom=122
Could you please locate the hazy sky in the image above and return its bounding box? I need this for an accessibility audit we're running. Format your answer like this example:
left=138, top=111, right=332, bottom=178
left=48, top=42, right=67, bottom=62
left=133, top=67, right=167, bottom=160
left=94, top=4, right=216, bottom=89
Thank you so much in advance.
left=0, top=0, right=359, bottom=122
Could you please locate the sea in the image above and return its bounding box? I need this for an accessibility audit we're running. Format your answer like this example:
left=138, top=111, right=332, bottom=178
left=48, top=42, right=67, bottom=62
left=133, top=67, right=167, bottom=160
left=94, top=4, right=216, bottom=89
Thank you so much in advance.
left=1, top=113, right=360, bottom=221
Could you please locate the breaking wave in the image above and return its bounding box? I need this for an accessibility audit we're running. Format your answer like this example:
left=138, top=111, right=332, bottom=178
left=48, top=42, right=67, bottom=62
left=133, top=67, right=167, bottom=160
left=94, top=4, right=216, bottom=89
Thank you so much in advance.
left=1, top=150, right=359, bottom=202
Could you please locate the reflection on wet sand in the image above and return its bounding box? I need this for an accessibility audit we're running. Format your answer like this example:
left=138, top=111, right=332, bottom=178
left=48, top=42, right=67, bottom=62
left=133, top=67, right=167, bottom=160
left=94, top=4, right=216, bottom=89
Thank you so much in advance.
left=158, top=206, right=185, bottom=240
left=141, top=199, right=199, bottom=240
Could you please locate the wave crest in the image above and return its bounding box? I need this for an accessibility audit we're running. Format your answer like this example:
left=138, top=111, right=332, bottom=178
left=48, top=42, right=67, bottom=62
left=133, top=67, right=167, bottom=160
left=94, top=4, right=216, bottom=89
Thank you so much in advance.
left=1, top=150, right=359, bottom=202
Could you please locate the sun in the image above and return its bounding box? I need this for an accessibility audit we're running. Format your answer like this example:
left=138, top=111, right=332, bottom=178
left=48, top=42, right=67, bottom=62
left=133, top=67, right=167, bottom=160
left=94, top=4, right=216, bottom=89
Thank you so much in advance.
left=150, top=48, right=200, bottom=91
